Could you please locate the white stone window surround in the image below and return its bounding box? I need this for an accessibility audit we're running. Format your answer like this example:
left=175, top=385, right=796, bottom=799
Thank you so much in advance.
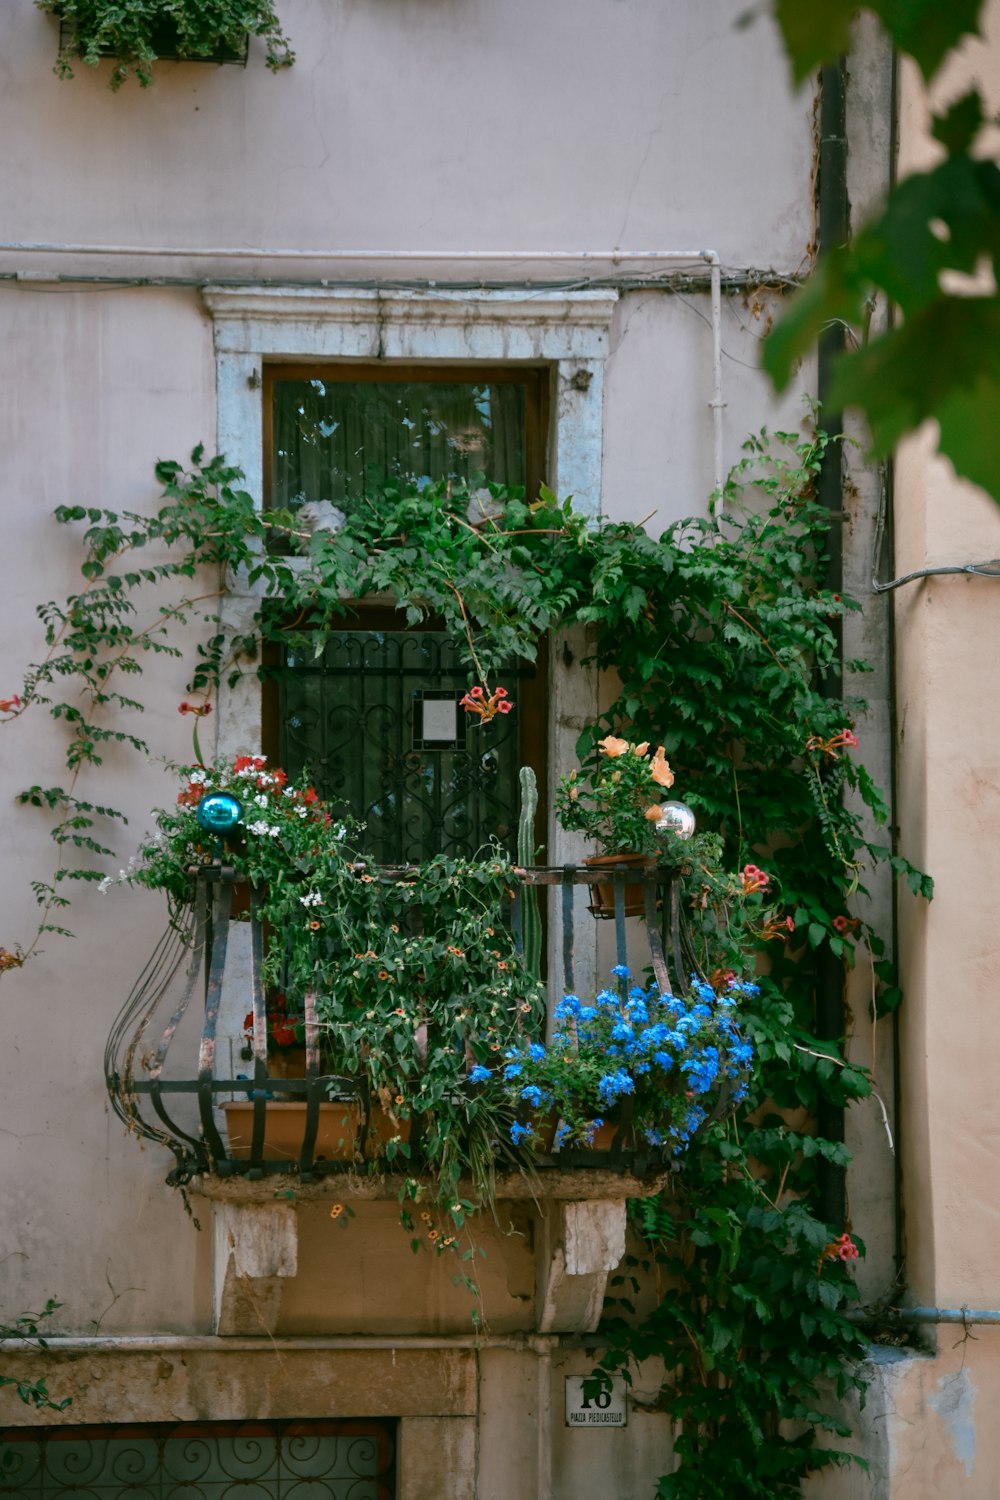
left=201, top=285, right=618, bottom=522
left=201, top=285, right=614, bottom=1015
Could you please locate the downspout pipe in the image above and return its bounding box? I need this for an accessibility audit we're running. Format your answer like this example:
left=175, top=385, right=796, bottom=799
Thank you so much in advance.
left=848, top=1307, right=1000, bottom=1327
left=815, top=57, right=850, bottom=1230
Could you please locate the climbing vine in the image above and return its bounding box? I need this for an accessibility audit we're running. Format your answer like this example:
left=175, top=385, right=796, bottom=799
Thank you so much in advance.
left=0, top=426, right=930, bottom=1493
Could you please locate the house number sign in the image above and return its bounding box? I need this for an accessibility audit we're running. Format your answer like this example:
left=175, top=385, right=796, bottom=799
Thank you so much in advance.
left=565, top=1375, right=628, bottom=1427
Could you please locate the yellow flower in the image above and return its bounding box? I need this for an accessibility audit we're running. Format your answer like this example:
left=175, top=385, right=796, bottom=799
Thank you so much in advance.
left=330, top=1203, right=344, bottom=1220
left=650, top=747, right=675, bottom=788
left=598, top=735, right=630, bottom=758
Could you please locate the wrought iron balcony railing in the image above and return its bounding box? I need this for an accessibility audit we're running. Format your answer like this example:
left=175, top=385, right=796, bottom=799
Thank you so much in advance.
left=105, top=862, right=699, bottom=1185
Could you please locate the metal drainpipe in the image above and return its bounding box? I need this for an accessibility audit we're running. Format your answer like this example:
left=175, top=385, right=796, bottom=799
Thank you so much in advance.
left=884, top=43, right=907, bottom=1291
left=0, top=242, right=728, bottom=501
left=848, top=1307, right=1000, bottom=1327
left=815, top=57, right=850, bottom=1230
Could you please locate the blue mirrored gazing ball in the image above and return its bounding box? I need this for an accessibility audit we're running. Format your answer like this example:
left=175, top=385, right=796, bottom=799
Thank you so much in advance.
left=196, top=792, right=243, bottom=833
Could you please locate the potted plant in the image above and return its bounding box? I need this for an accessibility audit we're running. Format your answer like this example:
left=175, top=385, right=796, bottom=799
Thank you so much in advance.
left=481, top=965, right=755, bottom=1155
left=555, top=734, right=685, bottom=914
left=112, top=752, right=545, bottom=1220
left=37, top=0, right=294, bottom=89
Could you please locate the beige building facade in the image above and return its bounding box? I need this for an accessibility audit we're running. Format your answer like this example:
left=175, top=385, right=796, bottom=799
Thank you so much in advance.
left=1, top=2, right=999, bottom=1495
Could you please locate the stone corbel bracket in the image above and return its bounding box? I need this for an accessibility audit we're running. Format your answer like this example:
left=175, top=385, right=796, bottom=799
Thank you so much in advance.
left=536, top=1198, right=627, bottom=1334
left=214, top=1202, right=298, bottom=1335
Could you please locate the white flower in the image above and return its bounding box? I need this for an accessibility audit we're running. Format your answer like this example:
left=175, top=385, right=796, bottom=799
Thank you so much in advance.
left=254, top=793, right=269, bottom=808
left=297, top=807, right=309, bottom=819
left=188, top=769, right=208, bottom=785
left=247, top=819, right=270, bottom=836
left=97, top=876, right=112, bottom=894
left=268, top=825, right=281, bottom=837
left=299, top=891, right=324, bottom=907
left=333, top=824, right=347, bottom=840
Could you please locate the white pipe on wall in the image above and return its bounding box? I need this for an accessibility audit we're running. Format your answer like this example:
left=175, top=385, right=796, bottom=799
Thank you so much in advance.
left=0, top=241, right=728, bottom=499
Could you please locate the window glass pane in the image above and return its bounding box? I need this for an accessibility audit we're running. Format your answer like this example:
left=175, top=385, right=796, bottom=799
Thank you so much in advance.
left=272, top=377, right=526, bottom=513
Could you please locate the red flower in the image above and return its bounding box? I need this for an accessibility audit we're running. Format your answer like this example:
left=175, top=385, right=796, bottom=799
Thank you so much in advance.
left=461, top=684, right=515, bottom=725
left=178, top=701, right=212, bottom=718
left=740, top=863, right=770, bottom=895
left=0, top=694, right=22, bottom=713
left=270, top=1017, right=299, bottom=1048
left=805, top=727, right=859, bottom=759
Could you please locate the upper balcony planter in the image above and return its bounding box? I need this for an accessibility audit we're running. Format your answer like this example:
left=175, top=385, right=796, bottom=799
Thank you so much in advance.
left=103, top=755, right=755, bottom=1237
left=37, top=1, right=293, bottom=89
left=105, top=862, right=733, bottom=1196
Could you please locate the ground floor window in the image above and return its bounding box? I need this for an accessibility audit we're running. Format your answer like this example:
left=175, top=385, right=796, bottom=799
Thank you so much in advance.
left=0, top=1420, right=395, bottom=1499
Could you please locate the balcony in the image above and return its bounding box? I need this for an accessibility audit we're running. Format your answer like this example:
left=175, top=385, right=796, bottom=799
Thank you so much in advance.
left=105, top=861, right=694, bottom=1193
left=105, top=861, right=702, bottom=1334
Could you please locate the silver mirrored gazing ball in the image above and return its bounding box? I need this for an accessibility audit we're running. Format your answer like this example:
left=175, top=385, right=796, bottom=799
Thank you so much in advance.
left=654, top=800, right=697, bottom=841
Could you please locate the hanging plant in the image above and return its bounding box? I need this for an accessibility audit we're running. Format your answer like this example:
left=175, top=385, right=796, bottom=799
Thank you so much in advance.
left=37, top=0, right=294, bottom=89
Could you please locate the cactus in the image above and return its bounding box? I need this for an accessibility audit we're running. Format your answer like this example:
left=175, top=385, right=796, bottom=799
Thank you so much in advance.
left=518, top=766, right=542, bottom=980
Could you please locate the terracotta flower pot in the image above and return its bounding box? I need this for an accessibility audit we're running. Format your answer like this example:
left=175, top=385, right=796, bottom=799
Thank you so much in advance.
left=223, top=1101, right=410, bottom=1163
left=583, top=852, right=656, bottom=919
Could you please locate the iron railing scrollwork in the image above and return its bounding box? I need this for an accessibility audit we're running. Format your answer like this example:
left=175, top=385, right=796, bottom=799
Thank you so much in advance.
left=105, top=862, right=702, bottom=1182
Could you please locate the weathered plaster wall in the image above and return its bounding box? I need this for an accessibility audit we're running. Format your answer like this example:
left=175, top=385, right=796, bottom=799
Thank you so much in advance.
left=0, top=286, right=219, bottom=1334
left=894, top=0, right=1000, bottom=1319
left=2, top=1, right=811, bottom=270
left=0, top=2, right=866, bottom=1497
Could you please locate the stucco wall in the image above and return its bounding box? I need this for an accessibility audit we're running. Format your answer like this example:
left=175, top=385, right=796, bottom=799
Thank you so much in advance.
left=3, top=1, right=812, bottom=269
left=0, top=4, right=880, bottom=1498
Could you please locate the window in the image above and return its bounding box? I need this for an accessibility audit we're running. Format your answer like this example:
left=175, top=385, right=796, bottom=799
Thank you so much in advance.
left=0, top=1421, right=395, bottom=1499
left=266, top=363, right=547, bottom=516
left=205, top=285, right=615, bottom=872
left=263, top=364, right=548, bottom=862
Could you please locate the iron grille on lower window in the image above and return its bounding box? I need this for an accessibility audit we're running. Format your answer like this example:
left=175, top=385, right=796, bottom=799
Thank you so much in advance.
left=0, top=1420, right=395, bottom=1499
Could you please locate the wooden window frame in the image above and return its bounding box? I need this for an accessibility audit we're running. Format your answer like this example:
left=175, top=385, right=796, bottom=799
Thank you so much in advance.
left=261, top=362, right=551, bottom=859
left=263, top=360, right=550, bottom=508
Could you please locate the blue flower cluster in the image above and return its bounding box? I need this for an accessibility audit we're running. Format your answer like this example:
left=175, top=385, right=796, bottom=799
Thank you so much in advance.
left=482, top=964, right=757, bottom=1153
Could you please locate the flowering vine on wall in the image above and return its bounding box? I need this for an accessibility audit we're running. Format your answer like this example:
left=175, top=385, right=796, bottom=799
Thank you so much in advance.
left=0, top=427, right=932, bottom=1494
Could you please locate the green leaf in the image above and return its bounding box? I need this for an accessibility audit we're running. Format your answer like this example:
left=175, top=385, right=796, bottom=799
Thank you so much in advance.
left=771, top=0, right=985, bottom=85
left=932, top=90, right=986, bottom=153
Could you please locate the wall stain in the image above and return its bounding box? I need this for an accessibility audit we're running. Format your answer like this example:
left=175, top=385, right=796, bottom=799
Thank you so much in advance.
left=928, top=1367, right=976, bottom=1477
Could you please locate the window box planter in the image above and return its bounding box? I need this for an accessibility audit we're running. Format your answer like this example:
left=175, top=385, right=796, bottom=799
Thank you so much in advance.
left=56, top=13, right=250, bottom=68
left=37, top=1, right=293, bottom=89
